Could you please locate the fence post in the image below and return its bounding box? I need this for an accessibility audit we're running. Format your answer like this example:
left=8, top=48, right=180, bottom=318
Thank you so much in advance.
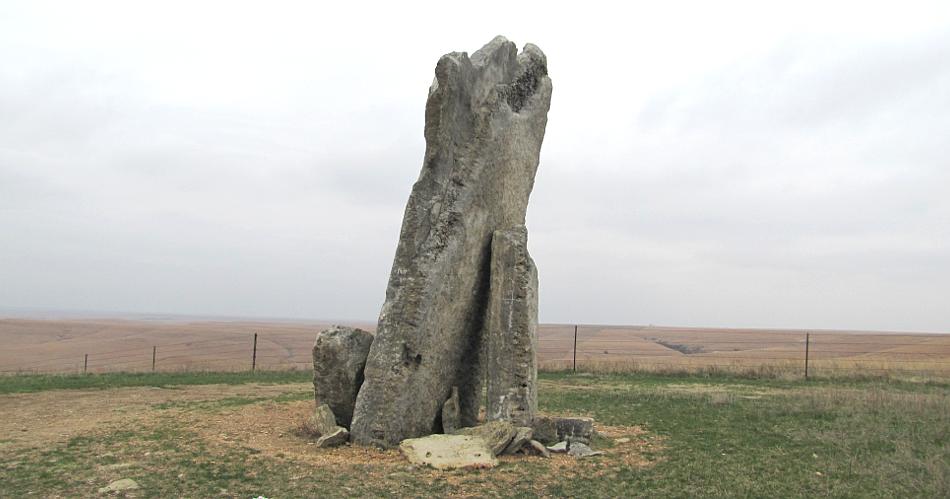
left=804, top=333, right=810, bottom=380
left=83, top=354, right=88, bottom=374
left=252, top=333, right=258, bottom=372
left=152, top=346, right=157, bottom=372
left=572, top=325, right=578, bottom=373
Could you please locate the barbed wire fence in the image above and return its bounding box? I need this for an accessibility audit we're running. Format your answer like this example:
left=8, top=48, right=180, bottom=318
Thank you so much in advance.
left=1, top=326, right=949, bottom=379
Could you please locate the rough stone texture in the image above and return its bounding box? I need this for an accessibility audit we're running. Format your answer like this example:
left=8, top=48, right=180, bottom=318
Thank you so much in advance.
left=441, top=386, right=460, bottom=433
left=455, top=420, right=518, bottom=456
left=555, top=417, right=595, bottom=442
left=530, top=416, right=558, bottom=444
left=546, top=441, right=568, bottom=453
left=502, top=426, right=534, bottom=455
left=485, top=226, right=538, bottom=426
left=528, top=439, right=551, bottom=458
left=98, top=479, right=140, bottom=493
left=568, top=442, right=605, bottom=458
left=316, top=427, right=349, bottom=448
left=311, top=404, right=339, bottom=435
left=399, top=434, right=497, bottom=470
left=351, top=36, right=551, bottom=447
left=312, top=326, right=374, bottom=429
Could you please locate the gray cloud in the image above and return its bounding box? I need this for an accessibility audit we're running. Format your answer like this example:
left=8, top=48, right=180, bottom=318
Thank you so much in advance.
left=1, top=2, right=948, bottom=332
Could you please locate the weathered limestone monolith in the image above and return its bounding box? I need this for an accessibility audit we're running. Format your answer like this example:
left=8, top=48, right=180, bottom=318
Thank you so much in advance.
left=485, top=226, right=539, bottom=426
left=312, top=326, right=374, bottom=429
left=350, top=36, right=551, bottom=447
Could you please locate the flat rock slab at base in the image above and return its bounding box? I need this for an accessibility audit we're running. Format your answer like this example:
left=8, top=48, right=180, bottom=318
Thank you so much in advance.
left=316, top=427, right=350, bottom=448
left=455, top=420, right=517, bottom=456
left=567, top=442, right=605, bottom=458
left=399, top=435, right=497, bottom=470
left=98, top=478, right=140, bottom=493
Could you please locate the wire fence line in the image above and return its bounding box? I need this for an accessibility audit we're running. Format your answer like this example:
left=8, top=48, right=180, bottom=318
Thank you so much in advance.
left=1, top=326, right=949, bottom=379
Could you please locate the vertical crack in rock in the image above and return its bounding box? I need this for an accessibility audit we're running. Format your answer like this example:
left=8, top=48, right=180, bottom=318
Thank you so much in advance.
left=485, top=226, right=538, bottom=427
left=350, top=36, right=551, bottom=447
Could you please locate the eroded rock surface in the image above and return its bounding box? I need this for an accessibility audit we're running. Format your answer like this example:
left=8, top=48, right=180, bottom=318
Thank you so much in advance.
left=351, top=36, right=551, bottom=447
left=485, top=226, right=538, bottom=426
left=441, top=386, right=460, bottom=433
left=399, top=434, right=497, bottom=470
left=312, top=326, right=374, bottom=428
left=455, top=420, right=517, bottom=456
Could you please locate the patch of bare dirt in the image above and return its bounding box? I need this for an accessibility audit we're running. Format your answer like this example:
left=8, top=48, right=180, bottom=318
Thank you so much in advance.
left=0, top=383, right=309, bottom=451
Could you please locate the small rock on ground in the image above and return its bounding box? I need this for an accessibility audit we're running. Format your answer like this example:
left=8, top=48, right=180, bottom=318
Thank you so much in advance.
left=546, top=441, right=568, bottom=453
left=567, top=442, right=605, bottom=458
left=98, top=478, right=140, bottom=493
left=316, top=427, right=349, bottom=448
left=528, top=439, right=551, bottom=458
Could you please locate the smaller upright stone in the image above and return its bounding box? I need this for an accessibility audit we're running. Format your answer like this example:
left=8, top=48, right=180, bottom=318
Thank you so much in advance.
left=485, top=226, right=539, bottom=427
left=313, top=325, right=374, bottom=428
left=441, top=386, right=460, bottom=433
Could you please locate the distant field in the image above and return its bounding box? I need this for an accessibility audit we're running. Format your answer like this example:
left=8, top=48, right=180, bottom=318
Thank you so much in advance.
left=1, top=318, right=948, bottom=379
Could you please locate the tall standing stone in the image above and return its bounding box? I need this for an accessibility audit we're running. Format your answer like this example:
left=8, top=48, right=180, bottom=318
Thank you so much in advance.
left=312, top=326, right=374, bottom=429
left=485, top=226, right=538, bottom=426
left=350, top=36, right=551, bottom=447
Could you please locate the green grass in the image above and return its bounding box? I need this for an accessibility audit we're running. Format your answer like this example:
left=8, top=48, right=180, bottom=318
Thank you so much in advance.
left=1, top=371, right=947, bottom=497
left=0, top=370, right=311, bottom=394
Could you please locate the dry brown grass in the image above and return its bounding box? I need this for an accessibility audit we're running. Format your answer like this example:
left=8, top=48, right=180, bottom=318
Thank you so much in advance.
left=1, top=318, right=948, bottom=379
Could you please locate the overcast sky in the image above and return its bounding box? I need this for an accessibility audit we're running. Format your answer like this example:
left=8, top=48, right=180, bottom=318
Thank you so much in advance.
left=1, top=1, right=948, bottom=332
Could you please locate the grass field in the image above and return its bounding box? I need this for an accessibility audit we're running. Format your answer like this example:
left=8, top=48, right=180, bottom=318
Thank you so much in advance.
left=1, top=371, right=946, bottom=497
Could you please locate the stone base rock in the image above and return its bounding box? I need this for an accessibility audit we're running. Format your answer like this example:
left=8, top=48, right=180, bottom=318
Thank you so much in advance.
left=546, top=441, right=568, bottom=453
left=399, top=435, right=497, bottom=470
left=502, top=426, right=534, bottom=455
left=556, top=417, right=595, bottom=443
left=313, top=326, right=374, bottom=429
left=528, top=439, right=551, bottom=458
left=310, top=404, right=350, bottom=448
left=454, top=420, right=517, bottom=456
left=316, top=427, right=350, bottom=448
left=311, top=404, right=339, bottom=435
left=531, top=416, right=558, bottom=444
